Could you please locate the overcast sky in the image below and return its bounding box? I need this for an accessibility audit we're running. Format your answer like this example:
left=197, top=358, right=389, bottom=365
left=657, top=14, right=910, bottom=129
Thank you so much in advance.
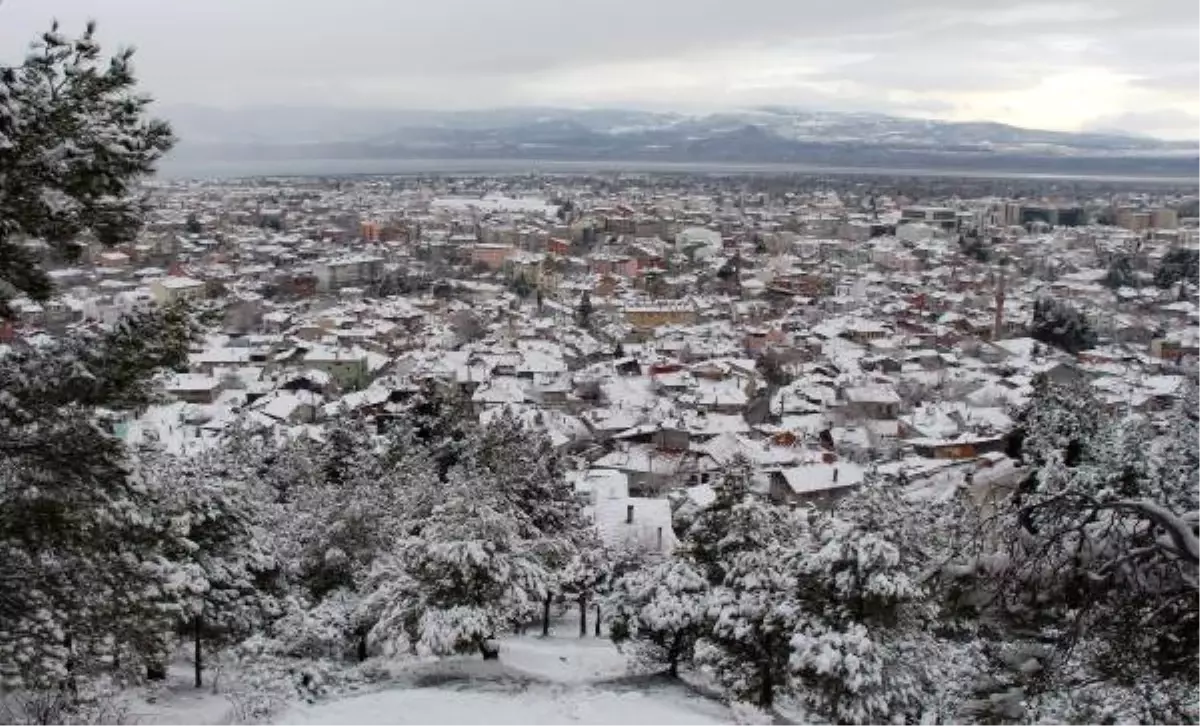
left=1, top=0, right=1196, bottom=139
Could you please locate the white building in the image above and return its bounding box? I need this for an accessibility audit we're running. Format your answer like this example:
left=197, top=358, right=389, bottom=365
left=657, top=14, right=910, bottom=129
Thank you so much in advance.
left=313, top=255, right=385, bottom=292
left=150, top=277, right=206, bottom=305
left=593, top=497, right=678, bottom=556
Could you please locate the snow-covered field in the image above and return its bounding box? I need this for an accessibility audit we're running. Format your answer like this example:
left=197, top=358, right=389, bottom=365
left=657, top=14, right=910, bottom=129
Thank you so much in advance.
left=136, top=618, right=735, bottom=725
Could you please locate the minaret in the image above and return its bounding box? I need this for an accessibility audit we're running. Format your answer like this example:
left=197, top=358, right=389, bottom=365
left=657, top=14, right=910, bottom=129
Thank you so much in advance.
left=992, top=269, right=1006, bottom=341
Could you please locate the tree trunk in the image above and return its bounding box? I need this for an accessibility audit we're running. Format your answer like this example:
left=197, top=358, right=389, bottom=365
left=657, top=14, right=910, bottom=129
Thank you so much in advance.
left=758, top=663, right=773, bottom=709
left=147, top=661, right=167, bottom=681
left=542, top=594, right=552, bottom=637
left=193, top=615, right=203, bottom=689
left=594, top=604, right=601, bottom=637
left=357, top=631, right=368, bottom=662
left=62, top=634, right=77, bottom=696
left=578, top=594, right=587, bottom=637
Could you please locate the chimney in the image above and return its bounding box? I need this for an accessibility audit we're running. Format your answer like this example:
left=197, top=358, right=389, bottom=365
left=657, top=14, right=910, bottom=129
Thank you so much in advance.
left=626, top=504, right=634, bottom=524
left=833, top=467, right=839, bottom=483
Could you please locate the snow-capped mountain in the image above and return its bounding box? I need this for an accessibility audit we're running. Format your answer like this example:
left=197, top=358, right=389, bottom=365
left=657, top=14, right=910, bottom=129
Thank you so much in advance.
left=162, top=105, right=1198, bottom=176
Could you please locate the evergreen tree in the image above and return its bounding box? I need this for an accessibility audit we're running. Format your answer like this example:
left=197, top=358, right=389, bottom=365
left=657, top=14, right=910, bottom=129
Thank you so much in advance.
left=558, top=539, right=611, bottom=638
left=956, top=379, right=1199, bottom=719
left=1102, top=254, right=1135, bottom=290
left=256, top=421, right=421, bottom=660
left=699, top=545, right=799, bottom=710
left=576, top=291, right=593, bottom=329
left=473, top=409, right=585, bottom=545
left=402, top=381, right=475, bottom=479
left=138, top=446, right=283, bottom=687
left=371, top=461, right=547, bottom=659
left=681, top=458, right=799, bottom=708
left=607, top=558, right=708, bottom=676
left=1153, top=247, right=1200, bottom=290
left=787, top=506, right=927, bottom=723
left=0, top=308, right=194, bottom=689
left=184, top=212, right=202, bottom=235
left=682, top=457, right=789, bottom=584
left=1030, top=296, right=1097, bottom=354
left=0, top=21, right=174, bottom=315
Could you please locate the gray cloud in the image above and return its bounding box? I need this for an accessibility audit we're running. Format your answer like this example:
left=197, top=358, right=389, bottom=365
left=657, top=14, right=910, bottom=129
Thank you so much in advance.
left=0, top=0, right=1195, bottom=138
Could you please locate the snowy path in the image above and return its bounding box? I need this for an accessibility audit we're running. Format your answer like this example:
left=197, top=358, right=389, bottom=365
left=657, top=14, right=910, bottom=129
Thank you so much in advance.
left=282, top=620, right=734, bottom=725
left=283, top=681, right=730, bottom=725
left=134, top=615, right=736, bottom=725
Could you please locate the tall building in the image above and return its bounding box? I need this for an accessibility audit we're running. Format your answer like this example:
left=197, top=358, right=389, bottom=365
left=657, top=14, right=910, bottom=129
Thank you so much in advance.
left=899, top=206, right=958, bottom=231
left=1019, top=205, right=1083, bottom=227
left=1151, top=208, right=1179, bottom=230
left=1116, top=208, right=1152, bottom=232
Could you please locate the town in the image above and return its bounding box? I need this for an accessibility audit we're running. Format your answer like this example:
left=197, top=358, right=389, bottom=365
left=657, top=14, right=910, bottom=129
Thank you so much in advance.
left=8, top=173, right=1197, bottom=519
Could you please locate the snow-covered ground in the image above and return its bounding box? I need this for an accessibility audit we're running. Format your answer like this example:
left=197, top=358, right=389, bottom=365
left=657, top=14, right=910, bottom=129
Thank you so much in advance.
left=138, top=615, right=735, bottom=725
left=285, top=679, right=729, bottom=725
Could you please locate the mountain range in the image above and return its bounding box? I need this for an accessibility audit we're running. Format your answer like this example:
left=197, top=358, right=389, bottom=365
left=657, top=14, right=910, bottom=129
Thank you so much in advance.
left=160, top=106, right=1199, bottom=177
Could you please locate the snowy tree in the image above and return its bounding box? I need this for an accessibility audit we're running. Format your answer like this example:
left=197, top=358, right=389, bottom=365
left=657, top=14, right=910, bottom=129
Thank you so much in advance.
left=0, top=19, right=188, bottom=681
left=368, top=461, right=548, bottom=660
left=607, top=558, right=708, bottom=676
left=789, top=622, right=914, bottom=724
left=558, top=536, right=610, bottom=638
left=469, top=409, right=591, bottom=633
left=787, top=506, right=928, bottom=723
left=472, top=408, right=586, bottom=546
left=0, top=21, right=174, bottom=314
left=1153, top=247, right=1200, bottom=291
left=681, top=458, right=801, bottom=708
left=253, top=421, right=426, bottom=661
left=699, top=546, right=800, bottom=710
left=1101, top=254, right=1135, bottom=290
left=0, top=308, right=193, bottom=689
left=576, top=290, right=593, bottom=328
left=398, top=381, right=475, bottom=479
left=137, top=445, right=285, bottom=687
left=1029, top=296, right=1096, bottom=354
left=952, top=378, right=1199, bottom=720
left=682, top=456, right=791, bottom=585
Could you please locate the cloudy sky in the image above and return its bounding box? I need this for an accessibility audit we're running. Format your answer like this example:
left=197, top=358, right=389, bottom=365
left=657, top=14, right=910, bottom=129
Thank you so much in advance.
left=1, top=0, right=1196, bottom=139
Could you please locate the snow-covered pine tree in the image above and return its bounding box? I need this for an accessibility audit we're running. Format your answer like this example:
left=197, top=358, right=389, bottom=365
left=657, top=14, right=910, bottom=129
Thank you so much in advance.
left=252, top=420, right=423, bottom=661
left=699, top=545, right=799, bottom=710
left=1008, top=374, right=1103, bottom=471
left=401, top=381, right=475, bottom=479
left=470, top=408, right=592, bottom=633
left=474, top=409, right=589, bottom=545
left=371, top=460, right=548, bottom=659
left=788, top=505, right=926, bottom=723
left=0, top=309, right=193, bottom=690
left=1029, top=296, right=1097, bottom=354
left=137, top=445, right=284, bottom=687
left=681, top=457, right=800, bottom=709
left=0, top=25, right=190, bottom=681
left=606, top=557, right=708, bottom=676
left=960, top=378, right=1199, bottom=721
left=682, top=455, right=765, bottom=585
left=0, top=21, right=174, bottom=315
left=558, top=536, right=611, bottom=638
